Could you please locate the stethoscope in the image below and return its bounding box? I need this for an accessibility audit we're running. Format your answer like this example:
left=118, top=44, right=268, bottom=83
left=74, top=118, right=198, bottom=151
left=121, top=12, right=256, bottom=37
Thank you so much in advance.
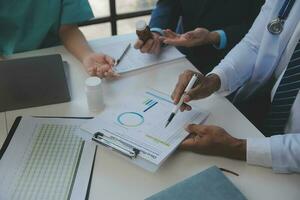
left=267, top=0, right=296, bottom=35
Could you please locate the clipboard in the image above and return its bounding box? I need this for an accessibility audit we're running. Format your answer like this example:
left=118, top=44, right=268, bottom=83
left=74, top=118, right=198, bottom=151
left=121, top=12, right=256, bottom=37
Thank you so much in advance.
left=81, top=89, right=210, bottom=172
left=91, top=130, right=160, bottom=172
left=0, top=116, right=96, bottom=200
left=92, top=132, right=140, bottom=159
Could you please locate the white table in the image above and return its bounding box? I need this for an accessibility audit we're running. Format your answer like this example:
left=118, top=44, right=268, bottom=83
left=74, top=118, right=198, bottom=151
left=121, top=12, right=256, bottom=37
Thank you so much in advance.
left=2, top=34, right=300, bottom=200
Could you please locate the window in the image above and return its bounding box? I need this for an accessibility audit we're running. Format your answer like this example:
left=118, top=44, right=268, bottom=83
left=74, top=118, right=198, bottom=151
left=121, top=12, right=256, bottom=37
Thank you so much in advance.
left=80, top=0, right=157, bottom=39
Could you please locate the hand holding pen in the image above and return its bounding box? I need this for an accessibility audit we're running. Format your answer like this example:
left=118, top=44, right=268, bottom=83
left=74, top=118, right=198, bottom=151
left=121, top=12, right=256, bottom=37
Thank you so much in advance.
left=114, top=43, right=131, bottom=67
left=165, top=70, right=221, bottom=127
left=106, top=43, right=131, bottom=78
left=165, top=73, right=198, bottom=127
left=83, top=53, right=119, bottom=79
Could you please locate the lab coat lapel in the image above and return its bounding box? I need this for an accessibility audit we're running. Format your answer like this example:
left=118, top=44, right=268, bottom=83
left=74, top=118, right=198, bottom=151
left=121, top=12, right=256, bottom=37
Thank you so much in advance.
left=234, top=0, right=300, bottom=102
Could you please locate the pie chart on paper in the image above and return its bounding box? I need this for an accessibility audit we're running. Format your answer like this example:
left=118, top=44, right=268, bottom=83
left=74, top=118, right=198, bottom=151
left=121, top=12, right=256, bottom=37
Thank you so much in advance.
left=117, top=112, right=144, bottom=127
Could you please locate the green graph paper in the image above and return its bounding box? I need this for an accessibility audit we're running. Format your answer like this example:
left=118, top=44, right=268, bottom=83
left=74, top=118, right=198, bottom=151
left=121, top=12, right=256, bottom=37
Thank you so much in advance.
left=11, top=124, right=84, bottom=200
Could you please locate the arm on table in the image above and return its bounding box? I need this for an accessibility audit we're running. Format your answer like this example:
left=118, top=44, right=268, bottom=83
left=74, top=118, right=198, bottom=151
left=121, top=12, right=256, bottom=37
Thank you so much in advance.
left=59, top=25, right=118, bottom=79
left=181, top=124, right=300, bottom=174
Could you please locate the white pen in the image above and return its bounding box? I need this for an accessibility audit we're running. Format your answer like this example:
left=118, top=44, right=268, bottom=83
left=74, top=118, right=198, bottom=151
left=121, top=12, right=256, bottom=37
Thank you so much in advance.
left=165, top=74, right=198, bottom=128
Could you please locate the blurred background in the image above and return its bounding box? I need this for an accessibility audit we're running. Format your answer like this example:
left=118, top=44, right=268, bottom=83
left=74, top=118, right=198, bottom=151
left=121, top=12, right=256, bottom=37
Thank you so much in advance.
left=80, top=0, right=157, bottom=40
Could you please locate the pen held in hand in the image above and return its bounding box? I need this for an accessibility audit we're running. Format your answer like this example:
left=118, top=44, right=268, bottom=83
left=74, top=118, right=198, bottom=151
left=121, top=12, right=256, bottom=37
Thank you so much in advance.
left=114, top=43, right=131, bottom=67
left=165, top=74, right=198, bottom=128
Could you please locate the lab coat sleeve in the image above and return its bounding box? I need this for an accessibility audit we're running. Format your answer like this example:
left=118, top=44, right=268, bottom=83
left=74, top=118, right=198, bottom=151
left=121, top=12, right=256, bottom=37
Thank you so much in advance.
left=270, top=134, right=300, bottom=173
left=209, top=0, right=273, bottom=96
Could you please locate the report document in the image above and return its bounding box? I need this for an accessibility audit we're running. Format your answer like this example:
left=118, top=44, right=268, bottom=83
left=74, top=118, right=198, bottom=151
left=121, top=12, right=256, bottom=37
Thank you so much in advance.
left=81, top=89, right=208, bottom=172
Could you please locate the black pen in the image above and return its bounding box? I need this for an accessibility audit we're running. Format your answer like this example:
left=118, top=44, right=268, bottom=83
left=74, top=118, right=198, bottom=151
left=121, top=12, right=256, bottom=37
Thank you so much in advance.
left=114, top=43, right=131, bottom=66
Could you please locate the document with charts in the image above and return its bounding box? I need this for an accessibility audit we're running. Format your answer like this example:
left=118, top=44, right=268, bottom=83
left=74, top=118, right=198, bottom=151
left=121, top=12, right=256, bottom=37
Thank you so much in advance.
left=81, top=89, right=209, bottom=172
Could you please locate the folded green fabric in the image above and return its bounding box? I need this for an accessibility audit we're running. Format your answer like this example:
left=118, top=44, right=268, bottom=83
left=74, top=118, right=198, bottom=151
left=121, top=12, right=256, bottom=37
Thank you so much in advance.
left=146, top=166, right=247, bottom=200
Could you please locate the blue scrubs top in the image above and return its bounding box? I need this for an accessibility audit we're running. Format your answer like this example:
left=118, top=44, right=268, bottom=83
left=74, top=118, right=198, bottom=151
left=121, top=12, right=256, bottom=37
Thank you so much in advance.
left=0, top=0, right=94, bottom=55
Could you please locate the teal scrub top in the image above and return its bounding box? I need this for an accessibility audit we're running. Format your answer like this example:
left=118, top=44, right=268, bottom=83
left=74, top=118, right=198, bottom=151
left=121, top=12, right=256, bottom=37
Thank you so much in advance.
left=0, top=0, right=94, bottom=56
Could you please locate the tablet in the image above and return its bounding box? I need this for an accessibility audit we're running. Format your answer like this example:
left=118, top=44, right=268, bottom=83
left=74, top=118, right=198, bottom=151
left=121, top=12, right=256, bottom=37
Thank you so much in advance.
left=0, top=54, right=71, bottom=112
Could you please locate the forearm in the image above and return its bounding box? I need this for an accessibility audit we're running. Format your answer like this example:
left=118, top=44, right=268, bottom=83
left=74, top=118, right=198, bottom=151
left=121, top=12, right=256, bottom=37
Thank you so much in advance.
left=59, top=25, right=93, bottom=63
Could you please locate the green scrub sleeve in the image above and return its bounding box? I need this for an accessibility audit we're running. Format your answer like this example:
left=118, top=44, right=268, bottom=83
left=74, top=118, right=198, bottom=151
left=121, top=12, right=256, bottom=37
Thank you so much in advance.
left=61, top=0, right=94, bottom=25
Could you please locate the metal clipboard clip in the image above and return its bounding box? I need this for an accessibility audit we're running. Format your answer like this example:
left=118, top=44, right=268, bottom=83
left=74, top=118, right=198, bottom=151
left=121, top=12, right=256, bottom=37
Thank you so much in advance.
left=92, top=132, right=140, bottom=159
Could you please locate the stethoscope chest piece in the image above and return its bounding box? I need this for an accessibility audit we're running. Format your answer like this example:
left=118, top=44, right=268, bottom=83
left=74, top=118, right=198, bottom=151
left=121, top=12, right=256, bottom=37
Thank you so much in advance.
left=267, top=0, right=296, bottom=35
left=268, top=18, right=284, bottom=35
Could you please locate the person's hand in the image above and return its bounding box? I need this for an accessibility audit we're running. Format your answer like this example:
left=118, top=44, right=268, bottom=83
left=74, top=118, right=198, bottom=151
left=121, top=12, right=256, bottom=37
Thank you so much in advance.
left=82, top=53, right=120, bottom=79
left=171, top=70, right=221, bottom=111
left=181, top=124, right=246, bottom=160
left=134, top=32, right=162, bottom=54
left=162, top=28, right=220, bottom=48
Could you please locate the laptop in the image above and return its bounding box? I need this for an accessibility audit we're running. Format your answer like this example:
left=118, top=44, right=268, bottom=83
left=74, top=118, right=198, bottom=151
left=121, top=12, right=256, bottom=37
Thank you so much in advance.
left=0, top=54, right=71, bottom=112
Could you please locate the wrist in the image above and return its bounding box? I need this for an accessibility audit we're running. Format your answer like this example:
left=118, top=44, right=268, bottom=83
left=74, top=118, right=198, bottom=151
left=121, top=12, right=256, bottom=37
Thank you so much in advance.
left=206, top=74, right=221, bottom=93
left=152, top=32, right=161, bottom=38
left=81, top=50, right=94, bottom=64
left=150, top=27, right=164, bottom=36
left=228, top=139, right=247, bottom=161
left=208, top=31, right=220, bottom=46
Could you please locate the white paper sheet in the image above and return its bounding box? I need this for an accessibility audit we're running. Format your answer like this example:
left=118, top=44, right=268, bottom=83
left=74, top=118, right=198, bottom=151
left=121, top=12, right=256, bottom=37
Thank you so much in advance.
left=81, top=89, right=209, bottom=171
left=0, top=117, right=96, bottom=200
left=93, top=40, right=185, bottom=73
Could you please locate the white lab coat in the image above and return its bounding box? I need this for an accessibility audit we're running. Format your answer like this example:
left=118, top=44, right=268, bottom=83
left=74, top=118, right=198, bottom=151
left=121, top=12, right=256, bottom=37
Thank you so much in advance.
left=210, top=0, right=300, bottom=173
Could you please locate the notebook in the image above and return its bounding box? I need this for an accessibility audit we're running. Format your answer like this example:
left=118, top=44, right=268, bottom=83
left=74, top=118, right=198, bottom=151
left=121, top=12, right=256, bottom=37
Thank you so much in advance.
left=146, top=166, right=247, bottom=200
left=0, top=116, right=96, bottom=200
left=0, top=54, right=71, bottom=112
